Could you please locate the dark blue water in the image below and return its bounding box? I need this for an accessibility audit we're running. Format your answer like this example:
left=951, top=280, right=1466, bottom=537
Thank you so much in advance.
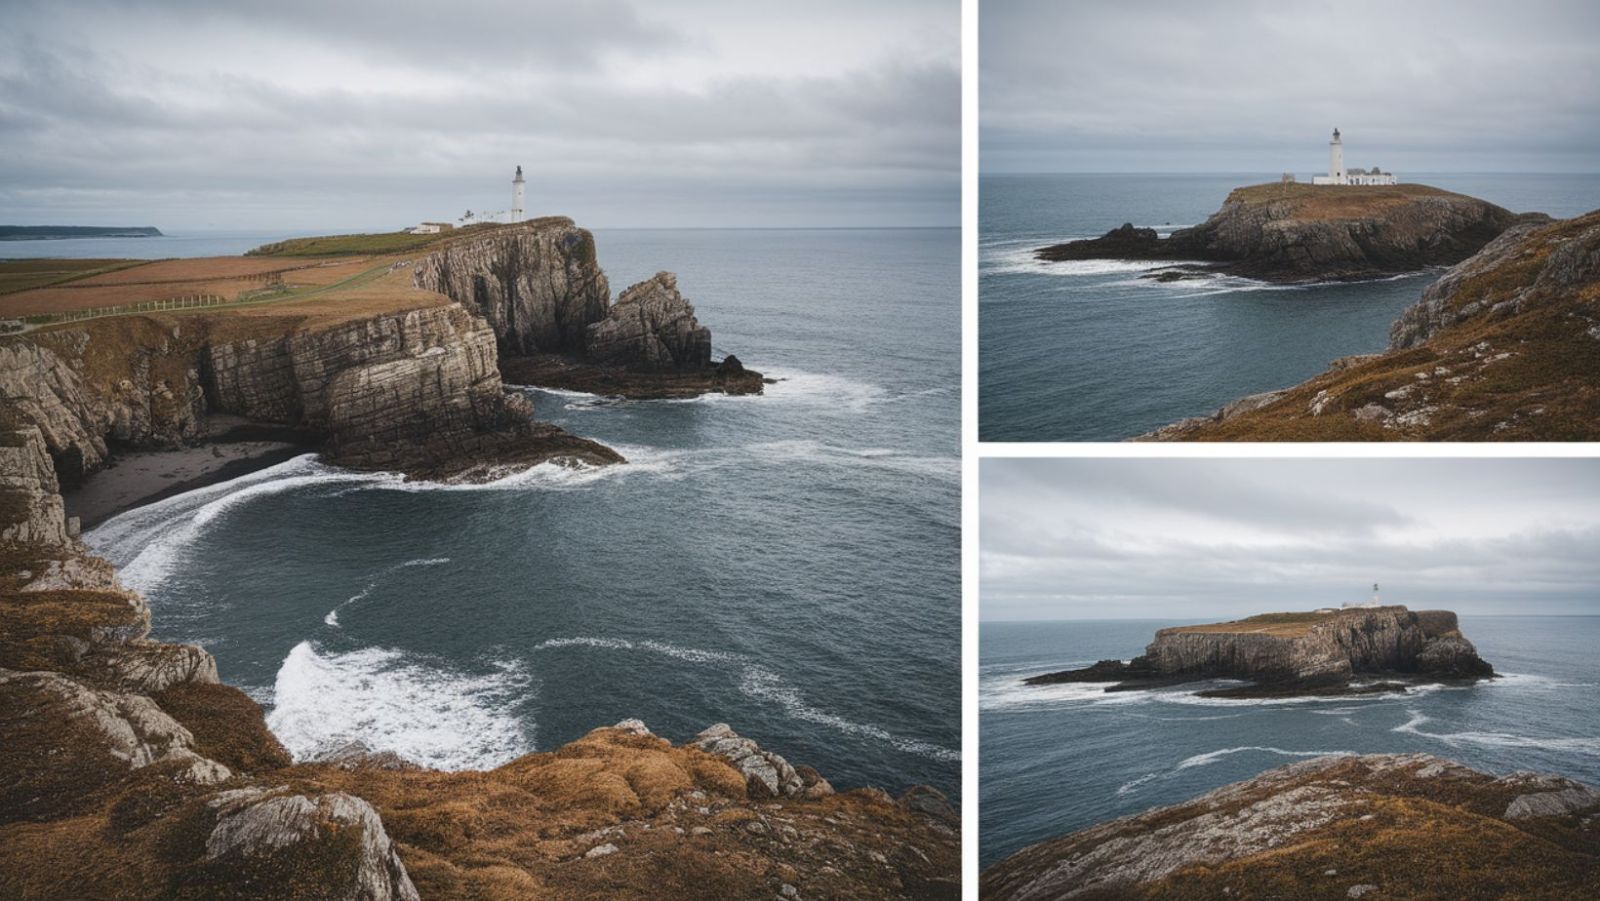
left=979, top=173, right=1600, bottom=441
left=980, top=616, right=1600, bottom=868
left=85, top=228, right=960, bottom=797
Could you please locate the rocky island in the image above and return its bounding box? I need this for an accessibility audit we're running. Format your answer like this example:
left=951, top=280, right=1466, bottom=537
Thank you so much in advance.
left=1038, top=183, right=1524, bottom=283
left=981, top=753, right=1600, bottom=900
left=1143, top=206, right=1600, bottom=441
left=1026, top=606, right=1494, bottom=699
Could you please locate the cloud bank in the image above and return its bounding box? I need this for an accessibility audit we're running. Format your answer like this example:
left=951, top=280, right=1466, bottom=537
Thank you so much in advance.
left=0, top=0, right=957, bottom=230
left=981, top=458, right=1600, bottom=620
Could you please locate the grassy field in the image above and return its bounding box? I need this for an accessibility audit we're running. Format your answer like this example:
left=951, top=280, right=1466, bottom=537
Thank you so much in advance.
left=1224, top=182, right=1469, bottom=220
left=0, top=259, right=148, bottom=296
left=1168, top=610, right=1344, bottom=637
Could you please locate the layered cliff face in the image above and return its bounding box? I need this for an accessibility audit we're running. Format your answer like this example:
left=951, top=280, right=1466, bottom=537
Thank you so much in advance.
left=1040, top=183, right=1522, bottom=283
left=0, top=420, right=958, bottom=898
left=0, top=302, right=619, bottom=486
left=409, top=217, right=609, bottom=357
left=413, top=222, right=763, bottom=393
left=981, top=753, right=1600, bottom=900
left=1027, top=606, right=1492, bottom=696
left=1145, top=207, right=1600, bottom=441
left=1144, top=606, right=1488, bottom=682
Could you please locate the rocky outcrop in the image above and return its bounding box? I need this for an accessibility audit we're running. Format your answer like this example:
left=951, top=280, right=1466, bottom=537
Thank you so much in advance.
left=1145, top=207, right=1600, bottom=441
left=414, top=222, right=763, bottom=396
left=982, top=754, right=1600, bottom=900
left=0, top=418, right=958, bottom=899
left=1, top=302, right=620, bottom=486
left=586, top=272, right=712, bottom=371
left=1027, top=606, right=1493, bottom=697
left=409, top=217, right=609, bottom=357
left=1040, top=183, right=1523, bottom=283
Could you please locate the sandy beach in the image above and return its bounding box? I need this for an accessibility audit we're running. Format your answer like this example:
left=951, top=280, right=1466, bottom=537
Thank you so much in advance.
left=64, top=439, right=312, bottom=529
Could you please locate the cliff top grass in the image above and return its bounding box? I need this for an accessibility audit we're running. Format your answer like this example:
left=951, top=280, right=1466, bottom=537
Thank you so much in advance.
left=1165, top=607, right=1411, bottom=637
left=1223, top=182, right=1477, bottom=221
left=244, top=217, right=577, bottom=257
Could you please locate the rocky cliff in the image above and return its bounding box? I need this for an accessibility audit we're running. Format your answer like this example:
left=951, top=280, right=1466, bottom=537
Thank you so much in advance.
left=981, top=753, right=1600, bottom=900
left=1145, top=206, right=1600, bottom=441
left=1027, top=606, right=1492, bottom=697
left=0, top=420, right=959, bottom=899
left=413, top=221, right=763, bottom=396
left=1, top=301, right=619, bottom=487
left=1039, top=183, right=1522, bottom=283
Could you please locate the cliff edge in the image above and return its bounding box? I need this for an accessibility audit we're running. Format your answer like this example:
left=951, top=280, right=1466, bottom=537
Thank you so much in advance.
left=981, top=753, right=1600, bottom=900
left=1145, top=207, right=1600, bottom=440
left=1039, top=183, right=1522, bottom=283
left=413, top=220, right=764, bottom=398
left=1026, top=606, right=1493, bottom=698
left=0, top=419, right=959, bottom=899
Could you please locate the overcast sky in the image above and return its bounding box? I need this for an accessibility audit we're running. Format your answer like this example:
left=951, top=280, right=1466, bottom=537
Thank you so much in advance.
left=982, top=0, right=1600, bottom=174
left=981, top=458, right=1600, bottom=621
left=0, top=0, right=957, bottom=231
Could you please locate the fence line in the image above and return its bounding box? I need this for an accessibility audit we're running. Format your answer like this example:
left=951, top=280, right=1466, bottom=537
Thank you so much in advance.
left=19, top=293, right=232, bottom=326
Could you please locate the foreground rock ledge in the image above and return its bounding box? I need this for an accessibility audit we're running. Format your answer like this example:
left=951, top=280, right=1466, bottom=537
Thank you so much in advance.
left=981, top=753, right=1600, bottom=900
left=1037, top=183, right=1523, bottom=283
left=0, top=421, right=957, bottom=898
left=1025, top=606, right=1493, bottom=699
left=1140, top=206, right=1600, bottom=442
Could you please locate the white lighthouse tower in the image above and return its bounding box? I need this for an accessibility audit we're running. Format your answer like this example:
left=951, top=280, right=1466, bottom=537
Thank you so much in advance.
left=1328, top=129, right=1345, bottom=184
left=511, top=165, right=526, bottom=222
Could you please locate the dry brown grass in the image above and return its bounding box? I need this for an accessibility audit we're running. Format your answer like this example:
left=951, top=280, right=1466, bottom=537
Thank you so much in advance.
left=0, top=259, right=146, bottom=296
left=1224, top=182, right=1464, bottom=221
left=1166, top=611, right=1341, bottom=637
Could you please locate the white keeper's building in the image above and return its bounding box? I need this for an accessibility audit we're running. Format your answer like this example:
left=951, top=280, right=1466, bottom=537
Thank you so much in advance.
left=1311, top=129, right=1397, bottom=185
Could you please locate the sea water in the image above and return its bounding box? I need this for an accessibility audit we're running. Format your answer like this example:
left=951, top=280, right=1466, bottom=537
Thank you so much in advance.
left=979, top=173, right=1600, bottom=442
left=979, top=616, right=1600, bottom=867
left=85, top=228, right=961, bottom=796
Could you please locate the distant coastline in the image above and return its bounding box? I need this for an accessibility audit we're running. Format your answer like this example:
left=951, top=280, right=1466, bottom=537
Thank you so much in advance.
left=0, top=225, right=163, bottom=240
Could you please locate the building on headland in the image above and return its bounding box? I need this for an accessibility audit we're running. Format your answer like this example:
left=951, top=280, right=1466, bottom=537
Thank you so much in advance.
left=407, top=221, right=456, bottom=235
left=511, top=165, right=526, bottom=222
left=1340, top=583, right=1383, bottom=609
left=1311, top=129, right=1397, bottom=186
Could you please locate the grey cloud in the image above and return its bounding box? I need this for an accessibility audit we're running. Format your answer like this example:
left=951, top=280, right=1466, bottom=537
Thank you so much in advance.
left=981, top=459, right=1600, bottom=620
left=0, top=1, right=957, bottom=229
left=981, top=0, right=1600, bottom=173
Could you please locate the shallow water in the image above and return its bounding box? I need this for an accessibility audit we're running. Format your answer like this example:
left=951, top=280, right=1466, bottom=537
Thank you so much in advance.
left=979, top=616, right=1600, bottom=867
left=86, top=227, right=961, bottom=797
left=978, top=173, right=1600, bottom=441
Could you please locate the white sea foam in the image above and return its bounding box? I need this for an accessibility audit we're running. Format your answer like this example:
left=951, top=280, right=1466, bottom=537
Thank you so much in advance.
left=533, top=636, right=959, bottom=763
left=267, top=641, right=534, bottom=770
left=1393, top=710, right=1600, bottom=755
left=323, top=558, right=453, bottom=629
left=1177, top=746, right=1357, bottom=770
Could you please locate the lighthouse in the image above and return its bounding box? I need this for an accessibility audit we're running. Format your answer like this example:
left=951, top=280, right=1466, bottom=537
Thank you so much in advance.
left=1328, top=129, right=1344, bottom=183
left=511, top=165, right=526, bottom=222
left=1311, top=129, right=1396, bottom=185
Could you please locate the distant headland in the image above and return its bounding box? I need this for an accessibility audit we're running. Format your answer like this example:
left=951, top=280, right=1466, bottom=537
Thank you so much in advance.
left=1026, top=605, right=1495, bottom=699
left=0, top=225, right=163, bottom=240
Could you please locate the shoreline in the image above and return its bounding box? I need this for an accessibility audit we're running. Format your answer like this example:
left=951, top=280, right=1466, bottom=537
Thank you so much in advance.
left=65, top=435, right=317, bottom=530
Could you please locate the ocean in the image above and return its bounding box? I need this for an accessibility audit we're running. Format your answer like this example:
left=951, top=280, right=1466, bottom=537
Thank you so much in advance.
left=979, top=616, right=1600, bottom=868
left=978, top=173, right=1600, bottom=442
left=84, top=227, right=961, bottom=797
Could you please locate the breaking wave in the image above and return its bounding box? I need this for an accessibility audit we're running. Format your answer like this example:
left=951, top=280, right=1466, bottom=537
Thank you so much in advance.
left=1393, top=711, right=1600, bottom=755
left=324, top=557, right=451, bottom=628
left=267, top=641, right=534, bottom=771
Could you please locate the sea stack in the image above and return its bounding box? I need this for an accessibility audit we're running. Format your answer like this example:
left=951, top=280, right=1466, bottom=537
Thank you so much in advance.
left=1026, top=605, right=1494, bottom=698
